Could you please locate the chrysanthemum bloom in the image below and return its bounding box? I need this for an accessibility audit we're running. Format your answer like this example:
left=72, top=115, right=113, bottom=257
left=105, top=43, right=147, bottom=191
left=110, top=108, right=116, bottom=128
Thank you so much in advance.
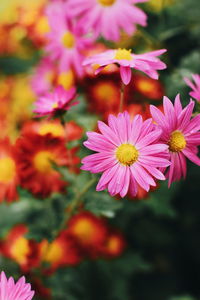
left=83, top=48, right=167, bottom=85
left=83, top=72, right=121, bottom=117
left=40, top=232, right=82, bottom=272
left=31, top=57, right=75, bottom=96
left=68, top=211, right=108, bottom=256
left=21, top=120, right=83, bottom=142
left=67, top=0, right=148, bottom=41
left=101, top=231, right=126, bottom=258
left=15, top=133, right=80, bottom=198
left=0, top=138, right=19, bottom=202
left=45, top=1, right=93, bottom=76
left=0, top=271, right=34, bottom=300
left=31, top=57, right=57, bottom=96
left=184, top=74, right=200, bottom=102
left=33, top=86, right=78, bottom=118
left=0, top=225, right=41, bottom=272
left=150, top=95, right=200, bottom=186
left=130, top=73, right=164, bottom=100
left=82, top=112, right=170, bottom=197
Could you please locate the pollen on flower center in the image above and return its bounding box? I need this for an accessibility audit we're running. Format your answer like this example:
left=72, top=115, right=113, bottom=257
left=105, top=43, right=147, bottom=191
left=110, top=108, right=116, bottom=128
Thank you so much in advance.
left=52, top=102, right=58, bottom=109
left=33, top=151, right=55, bottom=173
left=11, top=237, right=29, bottom=264
left=115, top=48, right=132, bottom=61
left=98, top=0, right=116, bottom=6
left=62, top=31, right=75, bottom=48
left=39, top=123, right=64, bottom=137
left=168, top=130, right=186, bottom=152
left=116, top=144, right=139, bottom=166
left=0, top=157, right=16, bottom=183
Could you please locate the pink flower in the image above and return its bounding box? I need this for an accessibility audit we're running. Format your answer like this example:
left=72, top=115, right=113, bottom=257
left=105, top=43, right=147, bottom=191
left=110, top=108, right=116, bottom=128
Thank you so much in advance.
left=31, top=56, right=56, bottom=96
left=45, top=1, right=93, bottom=76
left=33, top=86, right=78, bottom=118
left=81, top=111, right=170, bottom=198
left=184, top=74, right=200, bottom=102
left=67, top=0, right=148, bottom=41
left=150, top=95, right=200, bottom=186
left=83, top=48, right=167, bottom=85
left=0, top=271, right=34, bottom=300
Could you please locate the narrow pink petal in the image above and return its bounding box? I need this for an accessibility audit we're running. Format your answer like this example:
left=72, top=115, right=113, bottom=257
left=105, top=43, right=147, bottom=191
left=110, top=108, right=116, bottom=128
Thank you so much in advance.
left=120, top=66, right=132, bottom=85
left=182, top=148, right=200, bottom=166
left=130, top=164, right=150, bottom=191
left=136, top=128, right=162, bottom=149
left=120, top=167, right=131, bottom=198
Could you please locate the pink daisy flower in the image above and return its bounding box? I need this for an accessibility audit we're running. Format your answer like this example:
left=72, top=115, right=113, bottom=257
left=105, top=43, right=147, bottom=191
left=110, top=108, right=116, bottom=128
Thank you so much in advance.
left=0, top=271, right=34, bottom=300
left=83, top=48, right=167, bottom=85
left=184, top=74, right=200, bottom=102
left=81, top=111, right=170, bottom=198
left=31, top=56, right=56, bottom=96
left=33, top=86, right=78, bottom=118
left=45, top=1, right=93, bottom=77
left=150, top=95, right=200, bottom=187
left=67, top=0, right=148, bottom=41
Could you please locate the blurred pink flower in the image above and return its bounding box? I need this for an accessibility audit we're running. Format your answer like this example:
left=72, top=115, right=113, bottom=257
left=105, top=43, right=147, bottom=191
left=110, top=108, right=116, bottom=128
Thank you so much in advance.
left=81, top=111, right=170, bottom=198
left=184, top=74, right=200, bottom=102
left=31, top=56, right=56, bottom=96
left=33, top=86, right=78, bottom=118
left=0, top=271, right=34, bottom=300
left=83, top=48, right=167, bottom=85
left=67, top=0, right=148, bottom=41
left=150, top=95, right=200, bottom=186
left=45, top=1, right=93, bottom=76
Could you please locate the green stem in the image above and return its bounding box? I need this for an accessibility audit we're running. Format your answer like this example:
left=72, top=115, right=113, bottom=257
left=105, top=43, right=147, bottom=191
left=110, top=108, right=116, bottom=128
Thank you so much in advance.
left=119, top=83, right=125, bottom=113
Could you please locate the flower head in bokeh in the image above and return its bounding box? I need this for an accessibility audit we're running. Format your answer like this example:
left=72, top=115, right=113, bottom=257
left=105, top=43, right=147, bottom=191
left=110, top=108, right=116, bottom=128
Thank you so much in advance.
left=0, top=138, right=19, bottom=202
left=45, top=1, right=93, bottom=76
left=0, top=271, right=34, bottom=300
left=67, top=0, right=148, bottom=41
left=150, top=95, right=200, bottom=186
left=15, top=133, right=79, bottom=197
left=0, top=225, right=41, bottom=272
left=184, top=74, right=200, bottom=102
left=83, top=48, right=167, bottom=85
left=33, top=86, right=77, bottom=118
left=82, top=111, right=170, bottom=197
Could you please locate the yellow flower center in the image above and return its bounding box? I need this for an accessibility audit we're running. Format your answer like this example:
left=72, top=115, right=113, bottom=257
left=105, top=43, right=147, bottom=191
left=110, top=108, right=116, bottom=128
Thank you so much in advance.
left=57, top=70, right=74, bottom=90
left=62, top=31, right=75, bottom=48
left=33, top=151, right=55, bottom=173
left=137, top=79, right=154, bottom=94
left=44, top=241, right=63, bottom=264
left=98, top=0, right=116, bottom=6
left=0, top=157, right=16, bottom=183
left=52, top=102, right=58, bottom=109
left=11, top=237, right=29, bottom=265
left=72, top=219, right=96, bottom=244
left=35, top=16, right=50, bottom=35
left=116, top=144, right=139, bottom=166
left=168, top=130, right=186, bottom=152
left=115, top=48, right=132, bottom=61
left=94, top=82, right=118, bottom=103
left=39, top=123, right=65, bottom=137
left=45, top=71, right=55, bottom=84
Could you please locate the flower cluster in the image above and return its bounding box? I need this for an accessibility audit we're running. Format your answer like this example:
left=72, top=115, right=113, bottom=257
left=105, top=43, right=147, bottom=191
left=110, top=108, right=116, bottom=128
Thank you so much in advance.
left=0, top=212, right=126, bottom=274
left=82, top=95, right=200, bottom=197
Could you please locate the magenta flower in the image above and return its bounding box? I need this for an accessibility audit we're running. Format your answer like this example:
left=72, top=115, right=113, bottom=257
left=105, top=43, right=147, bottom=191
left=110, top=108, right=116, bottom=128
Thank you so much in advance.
left=0, top=271, right=34, bottom=300
left=31, top=56, right=56, bottom=96
left=81, top=111, right=170, bottom=198
left=83, top=48, right=167, bottom=85
left=67, top=0, right=148, bottom=41
left=33, top=86, right=78, bottom=118
left=150, top=95, right=200, bottom=186
left=184, top=74, right=200, bottom=102
left=45, top=1, right=93, bottom=76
